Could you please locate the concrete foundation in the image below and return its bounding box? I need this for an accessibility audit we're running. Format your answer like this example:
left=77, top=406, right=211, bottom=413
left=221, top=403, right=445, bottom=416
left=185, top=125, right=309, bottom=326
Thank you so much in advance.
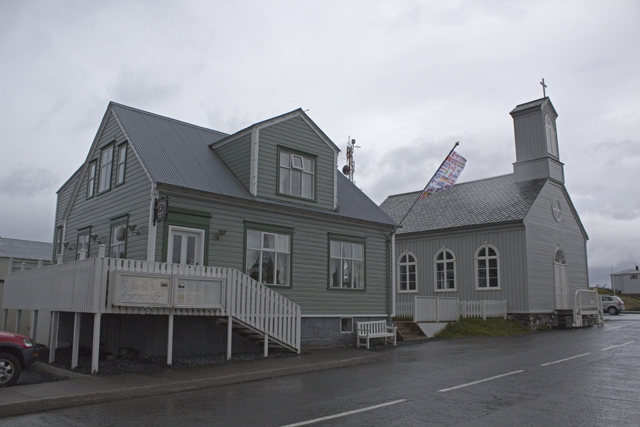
left=508, top=312, right=554, bottom=330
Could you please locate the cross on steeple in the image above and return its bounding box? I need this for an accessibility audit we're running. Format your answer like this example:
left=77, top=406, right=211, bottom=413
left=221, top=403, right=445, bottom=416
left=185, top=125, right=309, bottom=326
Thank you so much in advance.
left=540, top=78, right=547, bottom=97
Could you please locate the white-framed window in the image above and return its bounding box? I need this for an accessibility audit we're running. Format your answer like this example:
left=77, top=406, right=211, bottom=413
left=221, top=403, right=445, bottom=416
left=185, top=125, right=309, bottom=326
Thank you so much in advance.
left=77, top=229, right=91, bottom=260
left=545, top=115, right=558, bottom=158
left=398, top=252, right=417, bottom=292
left=554, top=248, right=566, bottom=265
left=279, top=150, right=315, bottom=199
left=631, top=274, right=638, bottom=280
left=330, top=240, right=365, bottom=289
left=167, top=226, right=205, bottom=265
left=98, top=145, right=114, bottom=193
left=54, top=227, right=64, bottom=258
left=110, top=222, right=127, bottom=258
left=116, top=144, right=127, bottom=186
left=87, top=161, right=97, bottom=198
left=246, top=230, right=291, bottom=286
left=475, top=244, right=500, bottom=290
left=340, top=318, right=353, bottom=333
left=434, top=249, right=456, bottom=291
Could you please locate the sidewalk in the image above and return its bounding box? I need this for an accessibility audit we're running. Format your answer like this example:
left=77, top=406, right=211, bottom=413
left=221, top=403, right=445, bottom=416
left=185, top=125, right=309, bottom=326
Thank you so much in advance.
left=0, top=348, right=384, bottom=418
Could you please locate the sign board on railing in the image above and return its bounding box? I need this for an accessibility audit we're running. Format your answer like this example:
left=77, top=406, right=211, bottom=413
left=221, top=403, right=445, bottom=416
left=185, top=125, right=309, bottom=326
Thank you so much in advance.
left=114, top=273, right=172, bottom=307
left=175, top=278, right=223, bottom=308
left=113, top=271, right=224, bottom=309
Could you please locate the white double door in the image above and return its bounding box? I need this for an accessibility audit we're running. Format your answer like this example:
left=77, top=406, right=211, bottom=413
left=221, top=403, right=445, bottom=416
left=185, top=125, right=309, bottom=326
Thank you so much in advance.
left=167, top=226, right=205, bottom=265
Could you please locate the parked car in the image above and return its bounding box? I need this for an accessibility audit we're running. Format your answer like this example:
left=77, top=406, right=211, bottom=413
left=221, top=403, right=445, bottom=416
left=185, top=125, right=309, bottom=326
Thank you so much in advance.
left=0, top=331, right=38, bottom=387
left=601, top=295, right=625, bottom=315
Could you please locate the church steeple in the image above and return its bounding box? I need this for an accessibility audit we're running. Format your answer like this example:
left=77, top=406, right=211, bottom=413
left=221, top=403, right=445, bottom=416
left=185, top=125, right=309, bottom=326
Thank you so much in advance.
left=510, top=97, right=565, bottom=183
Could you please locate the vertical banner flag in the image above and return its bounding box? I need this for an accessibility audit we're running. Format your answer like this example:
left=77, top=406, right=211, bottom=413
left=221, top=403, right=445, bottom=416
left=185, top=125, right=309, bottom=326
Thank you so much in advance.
left=418, top=150, right=467, bottom=201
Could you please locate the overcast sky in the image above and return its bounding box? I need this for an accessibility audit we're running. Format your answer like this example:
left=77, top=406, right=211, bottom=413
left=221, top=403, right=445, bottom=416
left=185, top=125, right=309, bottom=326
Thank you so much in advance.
left=1, top=0, right=638, bottom=287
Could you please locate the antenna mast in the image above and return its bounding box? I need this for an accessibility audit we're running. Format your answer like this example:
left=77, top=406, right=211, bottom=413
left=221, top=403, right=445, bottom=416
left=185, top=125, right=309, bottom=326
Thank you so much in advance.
left=342, top=136, right=360, bottom=183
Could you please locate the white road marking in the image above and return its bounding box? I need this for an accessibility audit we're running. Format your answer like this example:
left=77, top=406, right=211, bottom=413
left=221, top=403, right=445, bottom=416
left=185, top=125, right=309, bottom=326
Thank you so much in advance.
left=602, top=341, right=635, bottom=351
left=438, top=370, right=524, bottom=393
left=279, top=399, right=408, bottom=427
left=541, top=352, right=591, bottom=366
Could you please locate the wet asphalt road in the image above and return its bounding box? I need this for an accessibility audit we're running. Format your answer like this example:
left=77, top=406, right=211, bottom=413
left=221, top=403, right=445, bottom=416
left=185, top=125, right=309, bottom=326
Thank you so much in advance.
left=5, top=314, right=640, bottom=426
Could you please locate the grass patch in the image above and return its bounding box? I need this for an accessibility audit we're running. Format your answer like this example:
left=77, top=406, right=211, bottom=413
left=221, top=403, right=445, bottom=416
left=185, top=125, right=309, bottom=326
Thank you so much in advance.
left=435, top=317, right=532, bottom=339
left=595, top=288, right=640, bottom=311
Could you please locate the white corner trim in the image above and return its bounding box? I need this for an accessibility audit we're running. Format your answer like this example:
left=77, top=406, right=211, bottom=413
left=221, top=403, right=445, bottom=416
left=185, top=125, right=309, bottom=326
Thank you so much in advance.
left=333, top=151, right=338, bottom=209
left=250, top=128, right=259, bottom=196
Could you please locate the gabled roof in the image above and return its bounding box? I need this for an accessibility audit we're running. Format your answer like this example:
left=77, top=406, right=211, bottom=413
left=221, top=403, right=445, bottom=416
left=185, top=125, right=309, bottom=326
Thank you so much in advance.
left=510, top=97, right=558, bottom=117
left=380, top=174, right=547, bottom=234
left=210, top=108, right=340, bottom=153
left=0, top=237, right=52, bottom=260
left=80, top=103, right=394, bottom=227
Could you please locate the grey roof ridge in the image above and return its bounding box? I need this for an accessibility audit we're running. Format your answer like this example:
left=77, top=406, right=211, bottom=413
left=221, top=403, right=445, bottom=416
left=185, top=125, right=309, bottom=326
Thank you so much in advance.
left=385, top=173, right=517, bottom=200
left=210, top=108, right=340, bottom=153
left=109, top=101, right=229, bottom=138
left=0, top=236, right=52, bottom=245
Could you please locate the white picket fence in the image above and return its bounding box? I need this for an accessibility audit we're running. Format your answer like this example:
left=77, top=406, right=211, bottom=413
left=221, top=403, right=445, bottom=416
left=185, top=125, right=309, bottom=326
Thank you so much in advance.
left=460, top=300, right=507, bottom=320
left=399, top=296, right=508, bottom=322
left=2, top=248, right=301, bottom=356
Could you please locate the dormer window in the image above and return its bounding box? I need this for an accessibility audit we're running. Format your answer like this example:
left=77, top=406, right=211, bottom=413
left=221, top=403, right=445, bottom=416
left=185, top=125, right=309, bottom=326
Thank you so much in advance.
left=278, top=149, right=315, bottom=200
left=545, top=115, right=559, bottom=158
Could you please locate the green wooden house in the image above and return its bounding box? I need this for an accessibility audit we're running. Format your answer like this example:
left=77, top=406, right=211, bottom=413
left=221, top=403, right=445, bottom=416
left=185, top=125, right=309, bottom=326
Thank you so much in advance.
left=48, top=102, right=396, bottom=355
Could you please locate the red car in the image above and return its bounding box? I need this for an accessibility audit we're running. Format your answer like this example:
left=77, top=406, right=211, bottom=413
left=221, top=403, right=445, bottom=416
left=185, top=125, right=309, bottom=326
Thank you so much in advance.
left=0, top=331, right=38, bottom=387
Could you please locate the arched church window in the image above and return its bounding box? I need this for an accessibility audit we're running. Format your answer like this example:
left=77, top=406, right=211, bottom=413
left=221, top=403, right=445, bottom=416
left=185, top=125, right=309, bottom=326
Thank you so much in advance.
left=475, top=244, right=500, bottom=289
left=434, top=249, right=456, bottom=291
left=398, top=252, right=417, bottom=292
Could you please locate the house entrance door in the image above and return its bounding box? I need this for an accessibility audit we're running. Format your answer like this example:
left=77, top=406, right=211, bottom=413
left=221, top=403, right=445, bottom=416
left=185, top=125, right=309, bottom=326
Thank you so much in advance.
left=167, top=226, right=205, bottom=265
left=554, top=248, right=569, bottom=310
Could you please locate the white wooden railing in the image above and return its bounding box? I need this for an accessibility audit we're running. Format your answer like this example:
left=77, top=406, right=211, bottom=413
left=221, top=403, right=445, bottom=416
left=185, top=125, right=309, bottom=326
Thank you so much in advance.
left=414, top=297, right=460, bottom=322
left=2, top=253, right=301, bottom=352
left=399, top=296, right=507, bottom=322
left=574, top=289, right=603, bottom=327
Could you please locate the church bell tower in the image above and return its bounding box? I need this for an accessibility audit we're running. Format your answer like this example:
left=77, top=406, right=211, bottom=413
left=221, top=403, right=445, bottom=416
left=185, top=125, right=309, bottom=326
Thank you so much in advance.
left=510, top=97, right=565, bottom=184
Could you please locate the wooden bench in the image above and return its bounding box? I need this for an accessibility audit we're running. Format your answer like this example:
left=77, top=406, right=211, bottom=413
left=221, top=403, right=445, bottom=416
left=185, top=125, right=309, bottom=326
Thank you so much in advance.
left=356, top=320, right=397, bottom=349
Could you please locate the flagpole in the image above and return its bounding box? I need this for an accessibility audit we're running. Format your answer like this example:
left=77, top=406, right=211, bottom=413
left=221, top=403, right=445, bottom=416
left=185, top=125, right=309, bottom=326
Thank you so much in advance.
left=398, top=141, right=460, bottom=226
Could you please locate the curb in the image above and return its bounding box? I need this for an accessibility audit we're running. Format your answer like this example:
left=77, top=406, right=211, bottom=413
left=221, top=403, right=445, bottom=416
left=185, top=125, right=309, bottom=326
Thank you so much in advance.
left=31, top=362, right=91, bottom=379
left=0, top=352, right=383, bottom=417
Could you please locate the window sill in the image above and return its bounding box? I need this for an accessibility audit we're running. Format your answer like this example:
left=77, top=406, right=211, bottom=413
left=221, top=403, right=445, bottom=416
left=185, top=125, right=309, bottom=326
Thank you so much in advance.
left=475, top=287, right=501, bottom=291
left=434, top=289, right=457, bottom=293
left=398, top=290, right=418, bottom=293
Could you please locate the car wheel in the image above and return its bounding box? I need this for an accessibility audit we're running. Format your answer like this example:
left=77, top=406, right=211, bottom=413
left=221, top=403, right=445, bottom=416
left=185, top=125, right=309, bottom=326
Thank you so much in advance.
left=0, top=352, right=22, bottom=387
left=607, top=306, right=619, bottom=315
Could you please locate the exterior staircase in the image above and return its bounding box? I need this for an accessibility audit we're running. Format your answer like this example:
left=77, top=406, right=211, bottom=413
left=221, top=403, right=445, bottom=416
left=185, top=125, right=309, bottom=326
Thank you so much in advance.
left=393, top=321, right=428, bottom=341
left=216, top=317, right=298, bottom=353
left=551, top=309, right=575, bottom=329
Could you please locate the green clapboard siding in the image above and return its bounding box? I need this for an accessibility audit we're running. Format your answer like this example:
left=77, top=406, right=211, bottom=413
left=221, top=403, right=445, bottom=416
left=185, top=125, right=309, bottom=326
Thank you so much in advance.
left=62, top=111, right=152, bottom=263
left=155, top=191, right=392, bottom=316
left=257, top=117, right=335, bottom=210
left=213, top=133, right=252, bottom=191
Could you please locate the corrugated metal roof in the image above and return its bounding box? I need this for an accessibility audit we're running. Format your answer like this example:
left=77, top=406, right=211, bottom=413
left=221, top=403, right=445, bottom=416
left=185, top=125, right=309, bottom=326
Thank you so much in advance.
left=110, top=103, right=249, bottom=199
left=253, top=173, right=397, bottom=226
left=380, top=174, right=546, bottom=234
left=510, top=97, right=557, bottom=117
left=108, top=103, right=395, bottom=227
left=0, top=237, right=53, bottom=260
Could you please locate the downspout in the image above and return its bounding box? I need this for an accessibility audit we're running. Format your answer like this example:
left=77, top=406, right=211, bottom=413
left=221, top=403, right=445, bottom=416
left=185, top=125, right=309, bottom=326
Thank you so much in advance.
left=146, top=183, right=159, bottom=262
left=390, top=231, right=396, bottom=318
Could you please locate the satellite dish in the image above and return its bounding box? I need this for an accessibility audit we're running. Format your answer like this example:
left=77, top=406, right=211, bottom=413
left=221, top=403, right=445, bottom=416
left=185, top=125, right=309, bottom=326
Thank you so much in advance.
left=116, top=225, right=126, bottom=242
left=342, top=165, right=350, bottom=175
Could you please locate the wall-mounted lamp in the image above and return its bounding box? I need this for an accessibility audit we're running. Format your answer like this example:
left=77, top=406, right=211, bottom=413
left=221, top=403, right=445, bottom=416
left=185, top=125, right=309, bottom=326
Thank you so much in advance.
left=91, top=234, right=101, bottom=244
left=128, top=224, right=140, bottom=235
left=217, top=229, right=227, bottom=240
left=64, top=241, right=72, bottom=251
